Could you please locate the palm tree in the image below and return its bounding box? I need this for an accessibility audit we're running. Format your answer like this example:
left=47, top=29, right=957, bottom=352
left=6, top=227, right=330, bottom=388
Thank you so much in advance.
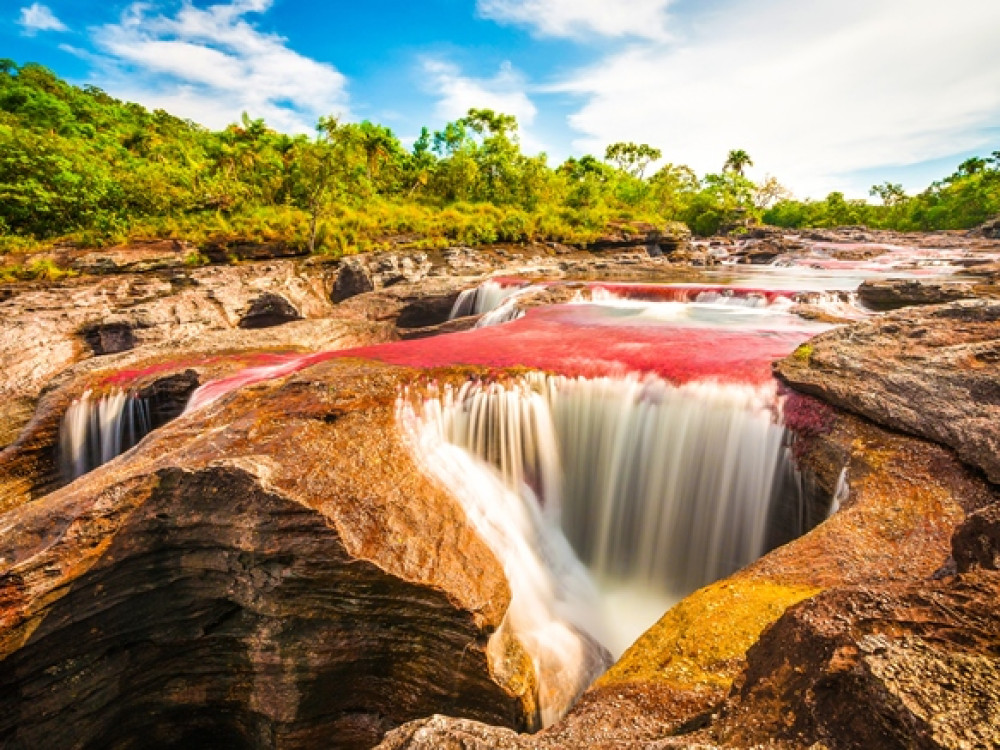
left=724, top=149, right=753, bottom=176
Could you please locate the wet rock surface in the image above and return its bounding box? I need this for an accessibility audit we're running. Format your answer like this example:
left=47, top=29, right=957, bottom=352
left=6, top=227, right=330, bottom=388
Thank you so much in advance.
left=775, top=299, right=1000, bottom=482
left=0, top=360, right=539, bottom=749
left=379, top=410, right=1000, bottom=749
left=857, top=278, right=977, bottom=310
left=3, top=232, right=1000, bottom=749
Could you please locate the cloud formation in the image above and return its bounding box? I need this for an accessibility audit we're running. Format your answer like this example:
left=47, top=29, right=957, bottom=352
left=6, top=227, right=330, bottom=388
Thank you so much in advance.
left=18, top=3, right=68, bottom=35
left=554, top=0, right=1000, bottom=197
left=90, top=0, right=349, bottom=133
left=477, top=0, right=674, bottom=40
left=423, top=59, right=538, bottom=128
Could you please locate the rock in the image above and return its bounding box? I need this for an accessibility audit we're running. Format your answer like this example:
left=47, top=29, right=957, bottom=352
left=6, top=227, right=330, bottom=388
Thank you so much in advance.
left=333, top=257, right=376, bottom=302
left=952, top=504, right=1000, bottom=572
left=333, top=253, right=434, bottom=303
left=775, top=300, right=1000, bottom=483
left=238, top=293, right=303, bottom=328
left=585, top=221, right=691, bottom=256
left=81, top=321, right=138, bottom=355
left=857, top=279, right=977, bottom=310
left=65, top=239, right=196, bottom=274
left=700, top=571, right=1000, bottom=749
left=0, top=259, right=340, bottom=450
left=0, top=360, right=540, bottom=749
left=379, top=411, right=999, bottom=749
left=968, top=216, right=1000, bottom=240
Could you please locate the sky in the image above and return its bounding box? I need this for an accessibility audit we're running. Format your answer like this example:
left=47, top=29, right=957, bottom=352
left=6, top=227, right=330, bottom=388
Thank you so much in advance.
left=4, top=0, right=1000, bottom=199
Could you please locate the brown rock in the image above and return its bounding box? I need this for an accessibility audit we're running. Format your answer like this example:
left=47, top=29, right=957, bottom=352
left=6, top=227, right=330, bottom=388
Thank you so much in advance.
left=0, top=259, right=340, bottom=449
left=333, top=253, right=433, bottom=303
left=379, top=412, right=999, bottom=749
left=0, top=360, right=540, bottom=749
left=952, top=503, right=1000, bottom=572
left=701, top=571, right=1000, bottom=750
left=775, top=300, right=1000, bottom=483
left=857, top=278, right=977, bottom=310
left=585, top=221, right=691, bottom=256
left=968, top=216, right=1000, bottom=240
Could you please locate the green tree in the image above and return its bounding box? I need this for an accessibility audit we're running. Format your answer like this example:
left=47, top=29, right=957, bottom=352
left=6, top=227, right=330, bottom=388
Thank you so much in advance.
left=724, top=149, right=753, bottom=176
left=604, top=142, right=662, bottom=179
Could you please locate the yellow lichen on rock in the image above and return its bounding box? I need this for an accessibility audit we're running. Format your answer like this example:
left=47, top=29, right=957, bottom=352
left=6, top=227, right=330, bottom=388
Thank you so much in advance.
left=600, top=579, right=820, bottom=692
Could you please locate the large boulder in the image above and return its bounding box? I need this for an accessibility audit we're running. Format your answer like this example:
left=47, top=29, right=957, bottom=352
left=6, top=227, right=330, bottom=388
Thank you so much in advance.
left=775, top=300, right=1000, bottom=483
left=0, top=359, right=540, bottom=749
left=699, top=570, right=1000, bottom=749
left=857, top=278, right=977, bottom=310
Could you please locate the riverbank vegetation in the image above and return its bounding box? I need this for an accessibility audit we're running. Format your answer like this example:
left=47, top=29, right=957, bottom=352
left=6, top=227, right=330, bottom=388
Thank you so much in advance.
left=1, top=61, right=997, bottom=259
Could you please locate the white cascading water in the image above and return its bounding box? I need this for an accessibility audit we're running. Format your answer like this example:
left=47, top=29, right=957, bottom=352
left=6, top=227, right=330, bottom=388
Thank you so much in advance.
left=60, top=389, right=152, bottom=480
left=402, top=373, right=806, bottom=660
left=398, top=392, right=611, bottom=728
left=450, top=279, right=544, bottom=327
left=450, top=279, right=523, bottom=318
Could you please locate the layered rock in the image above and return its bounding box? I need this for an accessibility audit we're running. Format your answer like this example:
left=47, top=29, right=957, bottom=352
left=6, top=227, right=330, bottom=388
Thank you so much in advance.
left=379, top=409, right=1000, bottom=749
left=0, top=360, right=540, bottom=749
left=775, top=300, right=1000, bottom=482
left=0, top=259, right=339, bottom=449
left=857, top=278, right=976, bottom=310
left=697, top=570, right=1000, bottom=749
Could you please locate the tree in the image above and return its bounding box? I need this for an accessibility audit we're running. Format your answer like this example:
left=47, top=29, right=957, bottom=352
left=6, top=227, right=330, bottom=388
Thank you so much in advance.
left=287, top=117, right=361, bottom=253
left=604, top=142, right=661, bottom=179
left=356, top=120, right=400, bottom=185
left=869, top=182, right=906, bottom=207
left=956, top=157, right=987, bottom=177
left=753, top=175, right=791, bottom=211
left=724, top=149, right=753, bottom=176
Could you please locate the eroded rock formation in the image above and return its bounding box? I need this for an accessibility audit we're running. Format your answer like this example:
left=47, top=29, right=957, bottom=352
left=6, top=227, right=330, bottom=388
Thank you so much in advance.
left=0, top=360, right=540, bottom=749
left=775, top=300, right=1000, bottom=482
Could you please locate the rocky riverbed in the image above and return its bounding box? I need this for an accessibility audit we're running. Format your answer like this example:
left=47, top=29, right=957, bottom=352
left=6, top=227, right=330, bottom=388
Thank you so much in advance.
left=1, top=226, right=999, bottom=749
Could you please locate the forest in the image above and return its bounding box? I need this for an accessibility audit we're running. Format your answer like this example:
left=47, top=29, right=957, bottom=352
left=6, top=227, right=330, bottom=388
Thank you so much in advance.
left=2, top=60, right=998, bottom=268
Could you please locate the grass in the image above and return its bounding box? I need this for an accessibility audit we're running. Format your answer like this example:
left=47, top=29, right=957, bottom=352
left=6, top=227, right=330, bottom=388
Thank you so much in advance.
left=0, top=258, right=78, bottom=283
left=0, top=198, right=689, bottom=278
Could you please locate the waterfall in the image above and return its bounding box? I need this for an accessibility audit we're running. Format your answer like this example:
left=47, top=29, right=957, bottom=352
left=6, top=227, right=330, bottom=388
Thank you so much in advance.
left=449, top=279, right=525, bottom=319
left=404, top=373, right=812, bottom=656
left=60, top=389, right=152, bottom=480
left=398, top=391, right=611, bottom=727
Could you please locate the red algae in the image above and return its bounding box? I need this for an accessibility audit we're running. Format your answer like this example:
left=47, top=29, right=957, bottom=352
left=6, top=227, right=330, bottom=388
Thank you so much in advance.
left=101, top=352, right=298, bottom=387
left=187, top=304, right=818, bottom=411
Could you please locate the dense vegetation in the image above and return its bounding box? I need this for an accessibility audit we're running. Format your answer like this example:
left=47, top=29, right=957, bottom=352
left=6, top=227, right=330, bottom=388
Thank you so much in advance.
left=1, top=61, right=997, bottom=265
left=764, top=158, right=1000, bottom=231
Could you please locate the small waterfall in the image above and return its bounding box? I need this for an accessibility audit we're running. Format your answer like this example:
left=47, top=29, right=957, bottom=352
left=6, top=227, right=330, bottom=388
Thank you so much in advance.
left=405, top=373, right=814, bottom=655
left=795, top=290, right=869, bottom=320
left=449, top=280, right=526, bottom=319
left=60, top=389, right=152, bottom=480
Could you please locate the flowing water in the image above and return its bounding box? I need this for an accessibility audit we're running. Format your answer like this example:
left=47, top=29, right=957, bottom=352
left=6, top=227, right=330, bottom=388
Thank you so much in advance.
left=60, top=389, right=152, bottom=480
left=402, top=372, right=807, bottom=658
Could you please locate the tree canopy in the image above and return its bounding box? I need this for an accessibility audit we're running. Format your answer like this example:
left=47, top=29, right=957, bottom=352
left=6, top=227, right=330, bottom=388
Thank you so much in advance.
left=0, top=61, right=996, bottom=258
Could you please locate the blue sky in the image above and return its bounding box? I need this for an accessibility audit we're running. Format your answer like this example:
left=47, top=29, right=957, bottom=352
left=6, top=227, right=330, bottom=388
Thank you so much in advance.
left=4, top=0, right=1000, bottom=199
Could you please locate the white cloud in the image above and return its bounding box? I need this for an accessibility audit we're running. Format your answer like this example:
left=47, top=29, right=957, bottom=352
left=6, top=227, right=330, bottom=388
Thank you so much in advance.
left=422, top=58, right=551, bottom=153
left=477, top=0, right=674, bottom=41
left=88, top=0, right=350, bottom=133
left=424, top=59, right=537, bottom=126
left=18, top=3, right=68, bottom=35
left=553, top=0, right=1000, bottom=197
